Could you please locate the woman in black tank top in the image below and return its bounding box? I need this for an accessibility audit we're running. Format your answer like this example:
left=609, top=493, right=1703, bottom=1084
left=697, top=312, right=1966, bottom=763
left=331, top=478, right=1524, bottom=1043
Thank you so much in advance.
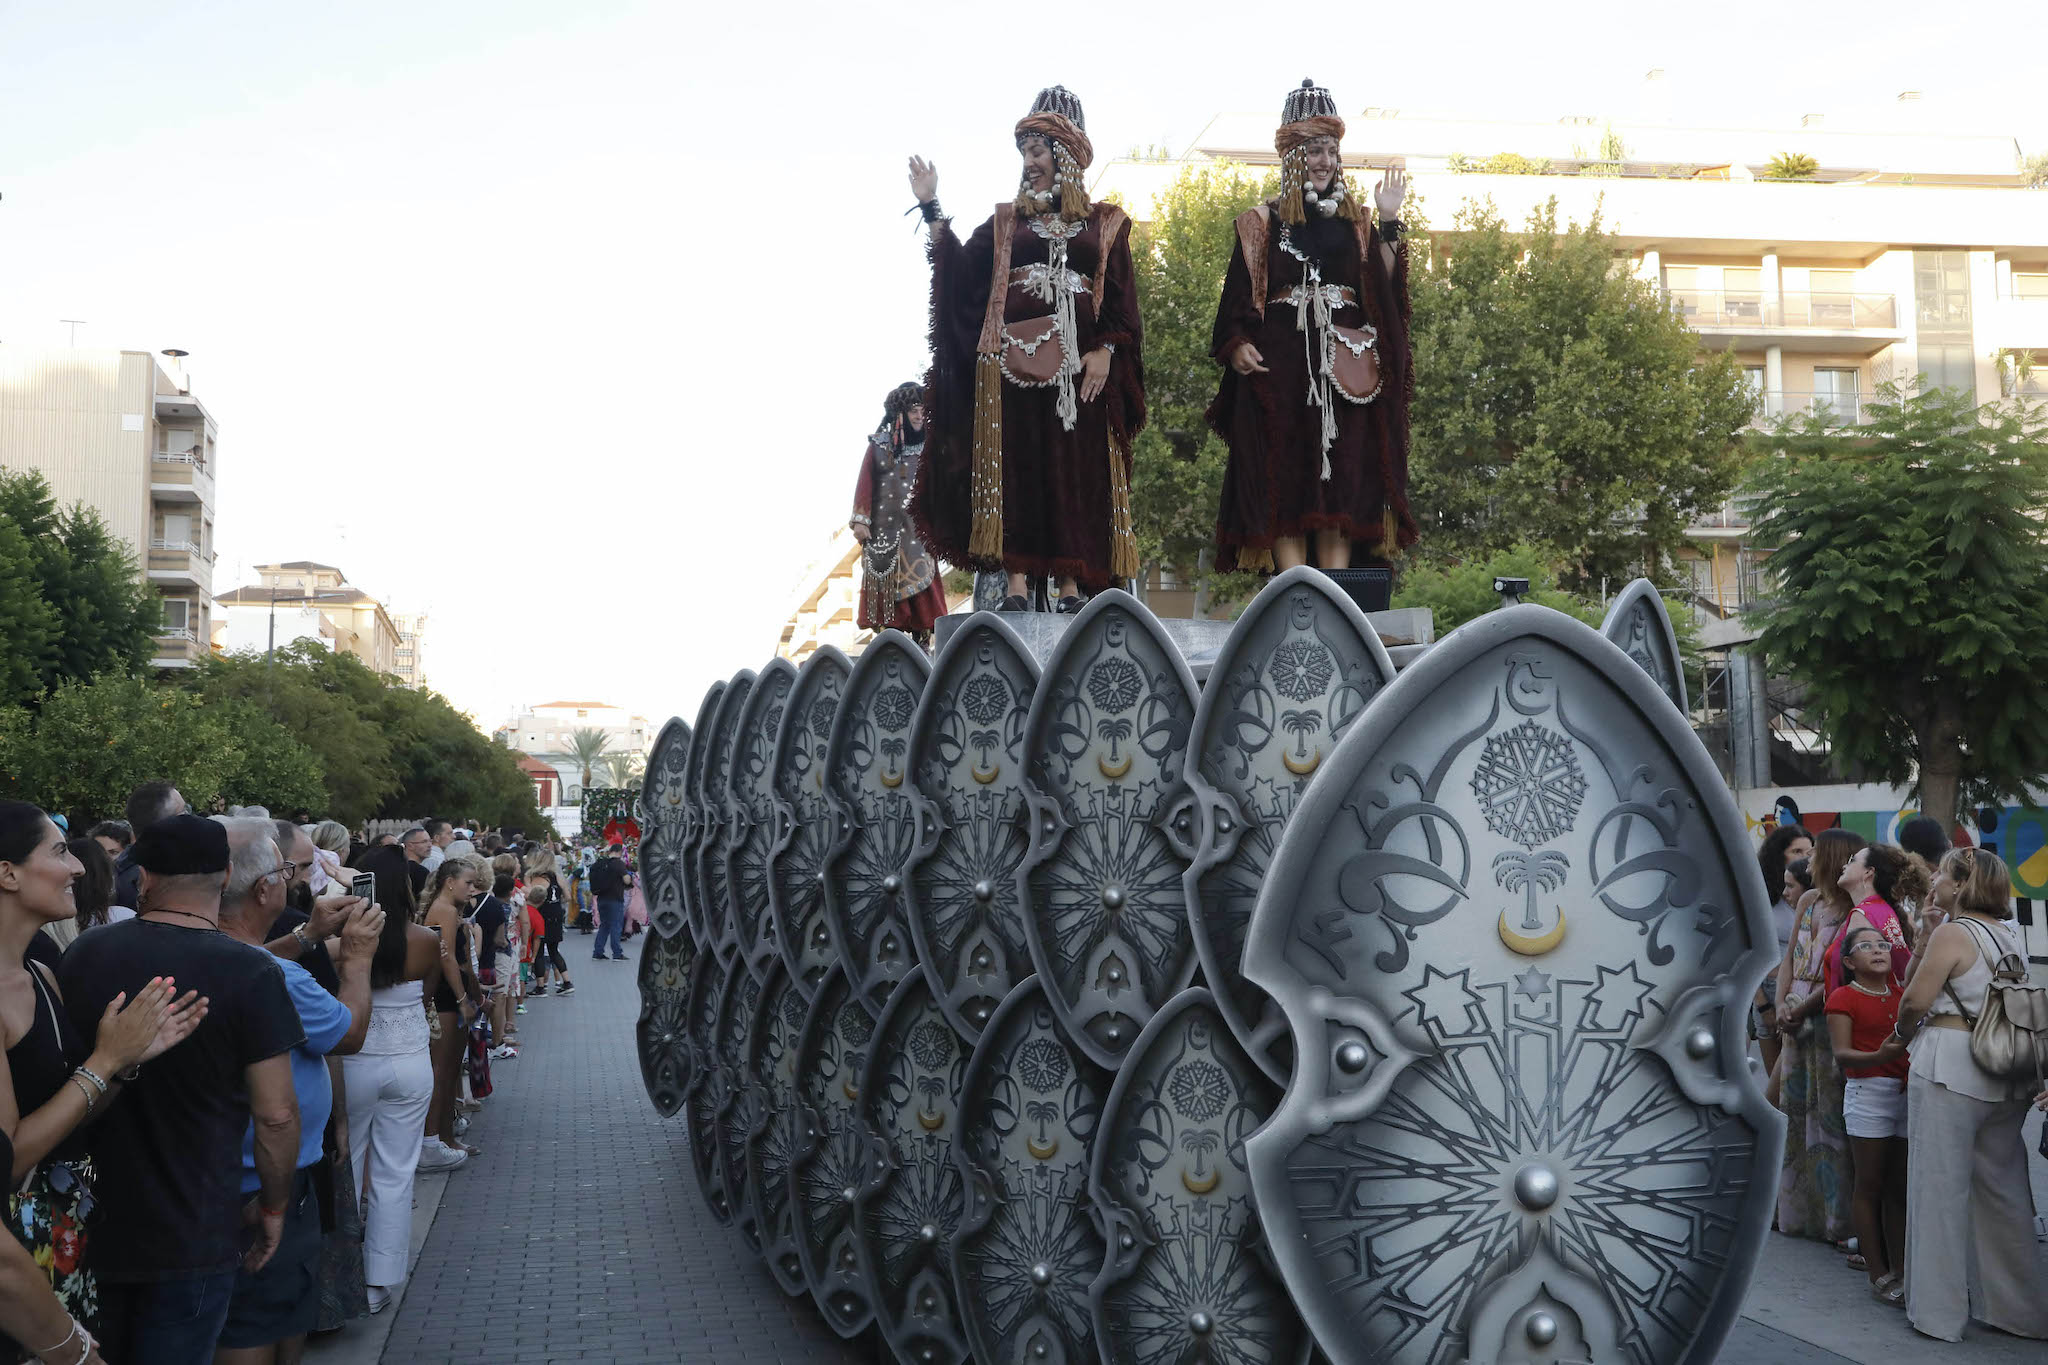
left=419, top=855, right=485, bottom=1159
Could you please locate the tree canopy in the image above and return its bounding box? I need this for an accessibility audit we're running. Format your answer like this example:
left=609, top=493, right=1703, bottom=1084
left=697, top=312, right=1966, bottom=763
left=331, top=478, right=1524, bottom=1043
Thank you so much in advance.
left=1406, top=201, right=1755, bottom=588
left=1741, top=385, right=2048, bottom=828
left=0, top=469, right=159, bottom=700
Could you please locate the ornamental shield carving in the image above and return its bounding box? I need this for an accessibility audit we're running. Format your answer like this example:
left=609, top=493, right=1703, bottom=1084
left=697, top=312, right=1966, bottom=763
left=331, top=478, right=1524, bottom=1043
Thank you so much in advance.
left=1088, top=988, right=1309, bottom=1365
left=951, top=976, right=1112, bottom=1365
left=769, top=647, right=852, bottom=1000
left=730, top=658, right=796, bottom=984
left=743, top=958, right=809, bottom=1295
left=635, top=922, right=695, bottom=1116
left=683, top=682, right=726, bottom=948
left=712, top=951, right=763, bottom=1253
left=906, top=613, right=1040, bottom=1042
left=640, top=716, right=691, bottom=941
left=685, top=948, right=738, bottom=1224
left=823, top=631, right=929, bottom=1011
left=1018, top=591, right=1201, bottom=1070
left=700, top=672, right=754, bottom=955
left=1601, top=578, right=1689, bottom=716
left=786, top=963, right=879, bottom=1338
left=1185, top=567, right=1394, bottom=1084
left=1243, top=605, right=1782, bottom=1365
left=851, top=970, right=971, bottom=1365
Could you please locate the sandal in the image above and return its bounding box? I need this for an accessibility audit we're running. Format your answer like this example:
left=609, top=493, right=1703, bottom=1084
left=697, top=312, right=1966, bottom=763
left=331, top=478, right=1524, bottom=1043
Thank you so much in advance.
left=1846, top=1254, right=1867, bottom=1272
left=1871, top=1274, right=1905, bottom=1307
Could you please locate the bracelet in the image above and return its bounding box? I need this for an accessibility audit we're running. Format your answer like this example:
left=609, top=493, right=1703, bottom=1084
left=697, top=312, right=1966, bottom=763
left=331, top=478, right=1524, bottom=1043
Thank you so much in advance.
left=919, top=198, right=944, bottom=224
left=32, top=1318, right=84, bottom=1365
left=260, top=1203, right=287, bottom=1219
left=118, top=1062, right=141, bottom=1083
left=67, top=1075, right=99, bottom=1111
left=1375, top=217, right=1404, bottom=244
left=291, top=924, right=315, bottom=951
left=73, top=1065, right=109, bottom=1097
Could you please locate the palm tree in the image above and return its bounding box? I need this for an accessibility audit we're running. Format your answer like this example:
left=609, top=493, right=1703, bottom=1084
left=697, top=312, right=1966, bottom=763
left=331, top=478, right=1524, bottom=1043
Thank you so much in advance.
left=1492, top=850, right=1569, bottom=931
left=599, top=751, right=646, bottom=789
left=567, top=727, right=613, bottom=791
left=879, top=736, right=907, bottom=782
left=1180, top=1128, right=1221, bottom=1181
left=1025, top=1099, right=1060, bottom=1147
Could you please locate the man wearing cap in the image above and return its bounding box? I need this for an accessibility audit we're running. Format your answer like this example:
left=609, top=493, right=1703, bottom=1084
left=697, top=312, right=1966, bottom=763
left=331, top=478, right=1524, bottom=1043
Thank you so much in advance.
left=58, top=814, right=306, bottom=1365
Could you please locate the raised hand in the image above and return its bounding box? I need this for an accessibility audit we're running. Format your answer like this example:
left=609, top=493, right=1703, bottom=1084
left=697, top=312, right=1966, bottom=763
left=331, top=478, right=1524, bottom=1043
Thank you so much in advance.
left=94, top=978, right=180, bottom=1073
left=908, top=155, right=938, bottom=205
left=1374, top=163, right=1407, bottom=219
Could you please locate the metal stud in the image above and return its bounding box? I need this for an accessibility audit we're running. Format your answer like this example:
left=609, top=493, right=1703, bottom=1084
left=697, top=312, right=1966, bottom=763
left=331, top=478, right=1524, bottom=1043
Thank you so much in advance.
left=1335, top=1040, right=1370, bottom=1074
left=1526, top=1312, right=1559, bottom=1346
left=1684, top=1027, right=1715, bottom=1060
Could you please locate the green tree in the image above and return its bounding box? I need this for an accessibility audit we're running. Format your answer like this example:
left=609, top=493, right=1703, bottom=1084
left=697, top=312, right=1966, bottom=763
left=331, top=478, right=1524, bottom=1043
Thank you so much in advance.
left=0, top=675, right=323, bottom=823
left=377, top=684, right=545, bottom=830
left=0, top=470, right=158, bottom=689
left=1392, top=545, right=1601, bottom=635
left=1123, top=161, right=1277, bottom=612
left=1741, top=385, right=2048, bottom=829
left=566, top=727, right=613, bottom=791
left=598, top=751, right=645, bottom=790
left=1407, top=201, right=1754, bottom=587
left=0, top=514, right=58, bottom=706
left=185, top=643, right=401, bottom=825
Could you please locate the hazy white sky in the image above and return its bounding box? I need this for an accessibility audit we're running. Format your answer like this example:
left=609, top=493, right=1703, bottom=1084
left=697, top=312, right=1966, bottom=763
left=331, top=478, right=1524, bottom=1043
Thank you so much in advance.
left=2, top=1, right=2036, bottom=734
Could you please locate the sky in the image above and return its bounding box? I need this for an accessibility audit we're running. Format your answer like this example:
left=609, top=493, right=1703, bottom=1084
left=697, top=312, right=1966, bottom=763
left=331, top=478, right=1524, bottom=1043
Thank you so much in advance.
left=2, top=1, right=2039, bottom=737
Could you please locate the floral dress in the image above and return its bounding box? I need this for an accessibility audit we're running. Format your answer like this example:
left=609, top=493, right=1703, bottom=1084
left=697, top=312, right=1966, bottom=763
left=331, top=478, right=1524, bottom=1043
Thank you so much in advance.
left=2, top=967, right=98, bottom=1358
left=1774, top=899, right=1851, bottom=1241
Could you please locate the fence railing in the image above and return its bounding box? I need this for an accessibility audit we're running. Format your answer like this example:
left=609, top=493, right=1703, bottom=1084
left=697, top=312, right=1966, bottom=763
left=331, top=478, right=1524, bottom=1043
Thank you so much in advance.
left=1666, top=289, right=1897, bottom=330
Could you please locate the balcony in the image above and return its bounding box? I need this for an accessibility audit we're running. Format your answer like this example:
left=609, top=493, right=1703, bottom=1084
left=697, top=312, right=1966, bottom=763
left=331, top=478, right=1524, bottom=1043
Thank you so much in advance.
left=1983, top=294, right=2048, bottom=354
left=151, top=627, right=204, bottom=669
left=1665, top=289, right=1905, bottom=354
left=150, top=452, right=216, bottom=506
left=146, top=539, right=215, bottom=589
left=1746, top=388, right=1871, bottom=429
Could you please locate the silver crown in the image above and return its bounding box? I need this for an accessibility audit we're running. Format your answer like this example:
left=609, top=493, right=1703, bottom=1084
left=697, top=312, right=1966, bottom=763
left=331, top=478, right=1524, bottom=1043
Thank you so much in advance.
left=1026, top=84, right=1086, bottom=131
left=1282, top=78, right=1338, bottom=125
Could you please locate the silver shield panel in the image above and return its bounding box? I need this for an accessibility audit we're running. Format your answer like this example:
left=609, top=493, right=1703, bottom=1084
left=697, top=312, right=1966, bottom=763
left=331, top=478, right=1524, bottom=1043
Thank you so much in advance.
left=730, top=658, right=797, bottom=983
left=769, top=647, right=853, bottom=1000
left=786, top=963, right=879, bottom=1338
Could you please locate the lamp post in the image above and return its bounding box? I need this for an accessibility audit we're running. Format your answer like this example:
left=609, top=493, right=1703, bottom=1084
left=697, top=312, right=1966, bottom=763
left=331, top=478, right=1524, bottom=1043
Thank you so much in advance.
left=265, top=585, right=326, bottom=705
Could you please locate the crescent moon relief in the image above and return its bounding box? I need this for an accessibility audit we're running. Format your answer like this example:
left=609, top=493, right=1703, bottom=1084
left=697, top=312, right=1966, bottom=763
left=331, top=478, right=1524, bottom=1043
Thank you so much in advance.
left=1497, top=909, right=1568, bottom=957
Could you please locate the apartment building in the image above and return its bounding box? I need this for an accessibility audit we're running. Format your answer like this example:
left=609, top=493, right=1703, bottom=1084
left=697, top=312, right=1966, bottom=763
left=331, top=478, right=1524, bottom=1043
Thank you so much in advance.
left=214, top=561, right=403, bottom=676
left=390, top=609, right=429, bottom=688
left=777, top=526, right=866, bottom=663
left=0, top=345, right=220, bottom=668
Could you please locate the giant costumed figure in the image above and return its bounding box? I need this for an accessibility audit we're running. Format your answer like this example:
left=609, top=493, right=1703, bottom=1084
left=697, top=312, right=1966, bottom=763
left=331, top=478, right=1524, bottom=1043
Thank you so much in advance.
left=1210, top=79, right=1415, bottom=573
left=908, top=85, right=1146, bottom=613
left=850, top=381, right=948, bottom=642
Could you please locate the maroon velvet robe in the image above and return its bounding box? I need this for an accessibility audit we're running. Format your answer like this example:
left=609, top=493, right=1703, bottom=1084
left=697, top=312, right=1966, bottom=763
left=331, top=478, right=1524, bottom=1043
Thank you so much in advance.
left=917, top=204, right=1146, bottom=591
left=852, top=432, right=947, bottom=632
left=1208, top=203, right=1415, bottom=571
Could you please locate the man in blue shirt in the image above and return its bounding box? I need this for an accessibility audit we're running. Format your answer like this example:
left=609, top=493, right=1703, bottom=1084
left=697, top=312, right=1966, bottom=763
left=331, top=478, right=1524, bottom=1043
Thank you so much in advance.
left=214, top=819, right=382, bottom=1365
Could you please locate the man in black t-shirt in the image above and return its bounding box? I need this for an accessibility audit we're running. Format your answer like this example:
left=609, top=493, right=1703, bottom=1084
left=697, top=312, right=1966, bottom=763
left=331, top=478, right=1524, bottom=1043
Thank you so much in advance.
left=59, top=815, right=305, bottom=1365
left=587, top=845, right=632, bottom=962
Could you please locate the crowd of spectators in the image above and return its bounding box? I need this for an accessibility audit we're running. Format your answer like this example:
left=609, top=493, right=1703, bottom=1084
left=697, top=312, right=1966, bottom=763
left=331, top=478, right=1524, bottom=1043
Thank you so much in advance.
left=1759, top=811, right=2048, bottom=1342
left=0, top=781, right=623, bottom=1364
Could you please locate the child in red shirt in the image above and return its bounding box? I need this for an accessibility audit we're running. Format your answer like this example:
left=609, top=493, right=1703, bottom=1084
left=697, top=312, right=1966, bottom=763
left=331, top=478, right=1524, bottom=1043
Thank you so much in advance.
left=1826, top=926, right=1909, bottom=1304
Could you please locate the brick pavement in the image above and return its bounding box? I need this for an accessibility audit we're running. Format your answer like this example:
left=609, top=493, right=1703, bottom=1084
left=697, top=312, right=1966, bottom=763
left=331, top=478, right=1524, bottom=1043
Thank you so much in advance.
left=367, top=933, right=2048, bottom=1364
left=375, top=938, right=870, bottom=1365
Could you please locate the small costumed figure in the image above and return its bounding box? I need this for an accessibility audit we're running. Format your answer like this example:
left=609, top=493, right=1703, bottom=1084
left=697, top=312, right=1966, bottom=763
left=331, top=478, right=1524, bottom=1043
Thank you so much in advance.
left=1210, top=79, right=1415, bottom=573
left=851, top=381, right=949, bottom=642
left=908, top=84, right=1146, bottom=613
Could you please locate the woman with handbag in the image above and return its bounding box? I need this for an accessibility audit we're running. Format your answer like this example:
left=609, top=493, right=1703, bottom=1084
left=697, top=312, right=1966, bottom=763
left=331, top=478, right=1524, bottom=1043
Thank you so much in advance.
left=908, top=84, right=1147, bottom=613
left=1893, top=846, right=2048, bottom=1342
left=1209, top=79, right=1416, bottom=575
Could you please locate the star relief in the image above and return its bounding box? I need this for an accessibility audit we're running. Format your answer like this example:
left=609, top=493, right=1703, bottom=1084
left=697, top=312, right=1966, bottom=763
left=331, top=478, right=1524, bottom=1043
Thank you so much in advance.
left=1585, top=961, right=1657, bottom=1031
left=1512, top=967, right=1552, bottom=1002
left=1401, top=964, right=1486, bottom=1035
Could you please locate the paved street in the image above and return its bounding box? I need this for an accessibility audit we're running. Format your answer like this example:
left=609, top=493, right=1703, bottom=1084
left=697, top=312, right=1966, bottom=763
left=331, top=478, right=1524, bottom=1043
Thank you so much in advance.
left=309, top=940, right=2048, bottom=1365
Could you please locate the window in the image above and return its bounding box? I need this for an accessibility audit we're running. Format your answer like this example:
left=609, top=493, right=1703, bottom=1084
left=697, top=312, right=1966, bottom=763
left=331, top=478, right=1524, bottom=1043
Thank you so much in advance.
left=576, top=709, right=588, bottom=719
left=1812, top=368, right=1860, bottom=423
left=1722, top=267, right=1763, bottom=322
left=162, top=599, right=190, bottom=631
left=2013, top=273, right=2048, bottom=300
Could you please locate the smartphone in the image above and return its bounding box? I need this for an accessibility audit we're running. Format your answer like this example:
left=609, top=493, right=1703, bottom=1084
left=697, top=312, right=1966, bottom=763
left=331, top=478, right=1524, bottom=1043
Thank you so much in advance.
left=350, top=872, right=376, bottom=903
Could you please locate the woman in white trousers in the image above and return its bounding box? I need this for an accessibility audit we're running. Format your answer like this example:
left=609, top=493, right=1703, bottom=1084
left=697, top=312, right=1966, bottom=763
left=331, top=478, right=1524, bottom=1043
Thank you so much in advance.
left=341, top=847, right=446, bottom=1313
left=1895, top=847, right=2048, bottom=1344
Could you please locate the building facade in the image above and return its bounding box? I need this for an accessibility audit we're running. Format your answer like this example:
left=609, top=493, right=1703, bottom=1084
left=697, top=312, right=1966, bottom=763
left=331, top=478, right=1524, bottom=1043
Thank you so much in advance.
left=213, top=561, right=403, bottom=676
left=390, top=609, right=428, bottom=688
left=0, top=344, right=220, bottom=668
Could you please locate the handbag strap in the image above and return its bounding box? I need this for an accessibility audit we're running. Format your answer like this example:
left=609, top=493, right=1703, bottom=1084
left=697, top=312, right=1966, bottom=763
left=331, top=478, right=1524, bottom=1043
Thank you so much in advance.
left=1941, top=918, right=1997, bottom=1025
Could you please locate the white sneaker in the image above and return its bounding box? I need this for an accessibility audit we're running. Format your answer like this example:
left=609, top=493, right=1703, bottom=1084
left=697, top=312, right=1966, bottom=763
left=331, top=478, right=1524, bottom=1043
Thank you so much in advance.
left=416, top=1138, right=467, bottom=1171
